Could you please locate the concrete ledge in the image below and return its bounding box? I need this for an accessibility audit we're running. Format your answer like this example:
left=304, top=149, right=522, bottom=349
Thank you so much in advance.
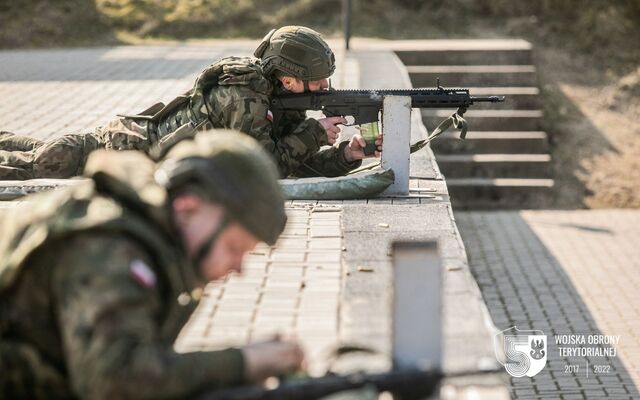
left=407, top=65, right=536, bottom=74
left=433, top=131, right=549, bottom=154
left=365, top=39, right=533, bottom=51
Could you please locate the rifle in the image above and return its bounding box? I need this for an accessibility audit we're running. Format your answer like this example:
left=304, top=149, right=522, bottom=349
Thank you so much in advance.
left=197, top=366, right=442, bottom=400
left=271, top=84, right=505, bottom=155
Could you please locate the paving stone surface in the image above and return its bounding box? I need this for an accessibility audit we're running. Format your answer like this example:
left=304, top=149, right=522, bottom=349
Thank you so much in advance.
left=175, top=205, right=344, bottom=375
left=0, top=44, right=255, bottom=138
left=1, top=42, right=509, bottom=398
left=456, top=210, right=640, bottom=399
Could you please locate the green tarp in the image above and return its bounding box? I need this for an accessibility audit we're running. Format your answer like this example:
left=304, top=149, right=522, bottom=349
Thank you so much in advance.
left=280, top=168, right=394, bottom=200
left=0, top=168, right=395, bottom=201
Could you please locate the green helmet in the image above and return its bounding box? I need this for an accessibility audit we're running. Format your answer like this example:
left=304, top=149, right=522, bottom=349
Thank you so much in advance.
left=255, top=26, right=336, bottom=81
left=155, top=129, right=287, bottom=246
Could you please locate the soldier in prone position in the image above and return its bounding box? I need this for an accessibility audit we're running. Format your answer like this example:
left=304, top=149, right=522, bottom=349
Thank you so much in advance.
left=0, top=26, right=382, bottom=180
left=0, top=130, right=305, bottom=399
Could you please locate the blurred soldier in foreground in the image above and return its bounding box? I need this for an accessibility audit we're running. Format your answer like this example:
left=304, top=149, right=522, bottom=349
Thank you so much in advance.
left=0, top=25, right=381, bottom=181
left=0, top=131, right=304, bottom=399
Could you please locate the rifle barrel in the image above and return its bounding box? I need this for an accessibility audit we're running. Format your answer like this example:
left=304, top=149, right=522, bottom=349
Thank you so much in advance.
left=470, top=96, right=505, bottom=102
left=198, top=368, right=442, bottom=400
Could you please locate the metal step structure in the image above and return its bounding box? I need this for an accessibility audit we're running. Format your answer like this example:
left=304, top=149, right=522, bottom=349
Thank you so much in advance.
left=396, top=40, right=553, bottom=209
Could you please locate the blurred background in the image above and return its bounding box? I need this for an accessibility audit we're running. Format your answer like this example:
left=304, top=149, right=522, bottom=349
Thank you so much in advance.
left=2, top=1, right=638, bottom=67
left=1, top=0, right=638, bottom=208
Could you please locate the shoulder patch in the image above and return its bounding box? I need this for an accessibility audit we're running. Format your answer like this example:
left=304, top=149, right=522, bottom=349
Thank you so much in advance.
left=129, top=259, right=157, bottom=289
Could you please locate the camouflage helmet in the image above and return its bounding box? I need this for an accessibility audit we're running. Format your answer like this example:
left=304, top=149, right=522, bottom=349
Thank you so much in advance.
left=255, top=26, right=336, bottom=81
left=155, top=130, right=287, bottom=245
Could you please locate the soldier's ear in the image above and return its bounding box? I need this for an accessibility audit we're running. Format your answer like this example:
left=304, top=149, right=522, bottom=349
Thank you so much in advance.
left=277, top=75, right=295, bottom=88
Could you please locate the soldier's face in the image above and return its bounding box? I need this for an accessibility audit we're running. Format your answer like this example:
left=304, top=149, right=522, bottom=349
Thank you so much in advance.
left=172, top=195, right=259, bottom=282
left=280, top=76, right=330, bottom=93
left=306, top=78, right=330, bottom=92
left=199, top=222, right=260, bottom=281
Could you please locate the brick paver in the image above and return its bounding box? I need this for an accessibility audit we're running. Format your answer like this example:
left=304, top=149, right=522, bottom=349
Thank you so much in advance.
left=0, top=44, right=253, bottom=138
left=174, top=204, right=344, bottom=375
left=456, top=210, right=640, bottom=399
left=1, top=200, right=344, bottom=374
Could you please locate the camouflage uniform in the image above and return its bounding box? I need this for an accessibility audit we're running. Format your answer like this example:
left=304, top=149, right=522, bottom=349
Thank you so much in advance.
left=0, top=57, right=359, bottom=180
left=0, top=131, right=100, bottom=179
left=0, top=135, right=281, bottom=398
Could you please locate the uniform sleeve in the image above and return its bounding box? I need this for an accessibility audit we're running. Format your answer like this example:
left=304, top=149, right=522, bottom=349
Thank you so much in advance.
left=207, top=86, right=330, bottom=177
left=51, top=234, right=245, bottom=400
left=291, top=141, right=362, bottom=178
left=265, top=107, right=361, bottom=177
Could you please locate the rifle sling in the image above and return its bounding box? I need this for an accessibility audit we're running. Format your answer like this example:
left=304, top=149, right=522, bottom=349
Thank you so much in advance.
left=410, top=106, right=468, bottom=153
left=347, top=106, right=468, bottom=176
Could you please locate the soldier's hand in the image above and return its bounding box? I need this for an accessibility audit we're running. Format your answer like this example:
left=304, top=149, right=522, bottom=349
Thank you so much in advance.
left=318, top=116, right=347, bottom=145
left=344, top=133, right=383, bottom=162
left=242, top=338, right=305, bottom=383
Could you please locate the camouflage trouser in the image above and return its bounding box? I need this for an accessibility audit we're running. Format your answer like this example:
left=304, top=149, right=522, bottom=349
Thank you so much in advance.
left=0, top=131, right=101, bottom=180
left=0, top=117, right=153, bottom=180
left=0, top=131, right=42, bottom=151
left=0, top=340, right=73, bottom=399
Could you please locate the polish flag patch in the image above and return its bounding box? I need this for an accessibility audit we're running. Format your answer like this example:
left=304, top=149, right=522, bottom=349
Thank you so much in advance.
left=266, top=110, right=273, bottom=122
left=129, top=259, right=157, bottom=288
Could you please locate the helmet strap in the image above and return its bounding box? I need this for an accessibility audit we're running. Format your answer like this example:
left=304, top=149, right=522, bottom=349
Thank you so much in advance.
left=193, top=213, right=231, bottom=268
left=303, top=80, right=310, bottom=92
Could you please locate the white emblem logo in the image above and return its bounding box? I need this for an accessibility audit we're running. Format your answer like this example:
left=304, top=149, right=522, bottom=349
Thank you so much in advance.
left=495, top=326, right=547, bottom=377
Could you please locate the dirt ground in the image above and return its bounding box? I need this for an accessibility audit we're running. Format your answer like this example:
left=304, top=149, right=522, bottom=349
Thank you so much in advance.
left=535, top=49, right=640, bottom=208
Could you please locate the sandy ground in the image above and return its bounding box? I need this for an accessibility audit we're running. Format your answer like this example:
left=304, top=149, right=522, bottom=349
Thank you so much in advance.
left=535, top=48, right=640, bottom=208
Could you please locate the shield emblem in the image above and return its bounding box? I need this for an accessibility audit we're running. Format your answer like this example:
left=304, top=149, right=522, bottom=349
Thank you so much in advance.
left=495, top=326, right=547, bottom=377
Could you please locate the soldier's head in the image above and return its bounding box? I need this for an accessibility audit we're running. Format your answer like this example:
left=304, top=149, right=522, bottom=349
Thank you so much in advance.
left=254, top=25, right=335, bottom=93
left=156, top=130, right=287, bottom=282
